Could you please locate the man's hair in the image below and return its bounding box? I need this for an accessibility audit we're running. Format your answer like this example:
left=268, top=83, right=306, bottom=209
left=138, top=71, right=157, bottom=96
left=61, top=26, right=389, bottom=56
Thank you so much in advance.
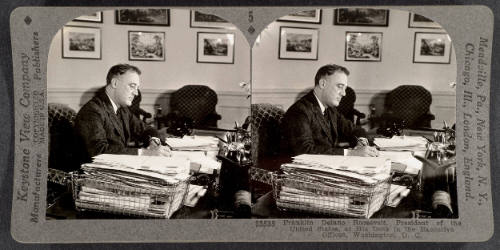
left=106, top=64, right=141, bottom=85
left=314, top=64, right=350, bottom=86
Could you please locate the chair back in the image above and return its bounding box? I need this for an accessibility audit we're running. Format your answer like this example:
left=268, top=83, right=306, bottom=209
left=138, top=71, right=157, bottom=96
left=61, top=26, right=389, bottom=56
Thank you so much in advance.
left=130, top=89, right=152, bottom=122
left=385, top=85, right=434, bottom=128
left=48, top=103, right=78, bottom=172
left=337, top=86, right=366, bottom=125
left=249, top=103, right=285, bottom=166
left=169, top=85, right=221, bottom=128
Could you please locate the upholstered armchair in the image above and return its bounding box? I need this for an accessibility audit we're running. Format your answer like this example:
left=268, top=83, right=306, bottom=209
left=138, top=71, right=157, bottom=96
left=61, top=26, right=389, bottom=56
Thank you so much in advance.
left=129, top=90, right=152, bottom=123
left=47, top=103, right=77, bottom=209
left=165, top=85, right=221, bottom=130
left=336, top=86, right=366, bottom=126
left=382, top=85, right=435, bottom=129
left=48, top=103, right=79, bottom=172
left=247, top=103, right=286, bottom=199
left=374, top=85, right=435, bottom=137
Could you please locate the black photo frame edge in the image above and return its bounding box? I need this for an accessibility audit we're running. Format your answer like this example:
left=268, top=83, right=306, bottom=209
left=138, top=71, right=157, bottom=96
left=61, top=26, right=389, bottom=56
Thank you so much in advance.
left=278, top=26, right=319, bottom=61
left=115, top=9, right=171, bottom=27
left=61, top=25, right=102, bottom=60
left=344, top=31, right=383, bottom=62
left=127, top=30, right=166, bottom=62
left=196, top=31, right=235, bottom=64
left=412, top=31, right=452, bottom=64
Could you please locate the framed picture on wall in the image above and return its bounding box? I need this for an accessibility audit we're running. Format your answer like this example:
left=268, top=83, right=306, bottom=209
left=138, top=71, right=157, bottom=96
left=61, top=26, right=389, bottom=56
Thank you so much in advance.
left=197, top=32, right=235, bottom=64
left=116, top=9, right=170, bottom=26
left=73, top=12, right=103, bottom=23
left=334, top=8, right=389, bottom=26
left=345, top=32, right=382, bottom=62
left=62, top=26, right=101, bottom=59
left=413, top=32, right=452, bottom=64
left=277, top=9, right=322, bottom=24
left=408, top=13, right=442, bottom=29
left=190, top=11, right=235, bottom=29
left=278, top=26, right=319, bottom=60
left=128, top=31, right=165, bottom=61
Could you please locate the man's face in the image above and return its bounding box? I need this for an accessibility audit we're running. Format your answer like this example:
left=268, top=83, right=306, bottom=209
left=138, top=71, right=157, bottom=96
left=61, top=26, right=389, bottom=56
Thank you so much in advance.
left=111, top=70, right=140, bottom=107
left=319, top=72, right=348, bottom=108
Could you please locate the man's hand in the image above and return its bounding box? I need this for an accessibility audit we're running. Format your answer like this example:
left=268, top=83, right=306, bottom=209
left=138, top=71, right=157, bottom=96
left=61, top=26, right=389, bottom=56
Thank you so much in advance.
left=356, top=137, right=369, bottom=147
left=347, top=145, right=379, bottom=157
left=140, top=137, right=172, bottom=156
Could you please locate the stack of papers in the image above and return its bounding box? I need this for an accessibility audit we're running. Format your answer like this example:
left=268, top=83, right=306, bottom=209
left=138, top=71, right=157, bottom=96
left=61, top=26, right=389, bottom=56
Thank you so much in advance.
left=166, top=136, right=219, bottom=151
left=74, top=154, right=191, bottom=218
left=274, top=155, right=391, bottom=218
left=374, top=136, right=428, bottom=151
left=166, top=136, right=221, bottom=174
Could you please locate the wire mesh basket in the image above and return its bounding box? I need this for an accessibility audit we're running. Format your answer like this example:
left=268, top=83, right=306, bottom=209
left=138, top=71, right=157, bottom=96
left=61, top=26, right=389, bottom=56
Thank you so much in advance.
left=272, top=172, right=391, bottom=218
left=72, top=174, right=189, bottom=218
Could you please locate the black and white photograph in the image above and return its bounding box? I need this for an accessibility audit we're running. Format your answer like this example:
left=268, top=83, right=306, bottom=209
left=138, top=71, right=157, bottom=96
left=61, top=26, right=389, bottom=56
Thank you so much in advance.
left=197, top=32, right=235, bottom=63
left=62, top=26, right=101, bottom=59
left=277, top=9, right=322, bottom=24
left=190, top=10, right=235, bottom=29
left=128, top=31, right=165, bottom=61
left=413, top=32, right=452, bottom=63
left=408, top=13, right=442, bottom=29
left=72, top=11, right=103, bottom=23
left=8, top=4, right=497, bottom=243
left=252, top=8, right=457, bottom=220
left=345, top=32, right=382, bottom=61
left=46, top=9, right=249, bottom=220
left=116, top=8, right=170, bottom=26
left=334, top=8, right=390, bottom=26
left=279, top=26, right=319, bottom=60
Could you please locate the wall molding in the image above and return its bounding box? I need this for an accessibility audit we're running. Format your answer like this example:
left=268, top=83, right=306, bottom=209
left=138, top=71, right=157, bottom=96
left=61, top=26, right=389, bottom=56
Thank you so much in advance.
left=48, top=88, right=250, bottom=129
left=48, top=87, right=456, bottom=129
left=252, top=88, right=456, bottom=128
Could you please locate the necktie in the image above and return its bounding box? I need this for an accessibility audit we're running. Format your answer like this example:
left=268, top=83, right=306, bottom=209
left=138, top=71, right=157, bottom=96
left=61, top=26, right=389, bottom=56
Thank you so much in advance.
left=117, top=108, right=129, bottom=141
left=324, top=109, right=336, bottom=144
left=324, top=109, right=332, bottom=129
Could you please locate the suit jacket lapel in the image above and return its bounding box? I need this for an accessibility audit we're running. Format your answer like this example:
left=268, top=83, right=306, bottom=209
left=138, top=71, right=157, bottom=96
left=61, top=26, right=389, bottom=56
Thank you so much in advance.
left=109, top=108, right=127, bottom=145
left=98, top=90, right=127, bottom=144
left=306, top=92, right=334, bottom=144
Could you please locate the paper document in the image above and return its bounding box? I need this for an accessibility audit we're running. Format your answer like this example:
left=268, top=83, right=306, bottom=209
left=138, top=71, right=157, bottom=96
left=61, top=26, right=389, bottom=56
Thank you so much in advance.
left=75, top=154, right=191, bottom=218
left=387, top=184, right=411, bottom=207
left=170, top=151, right=222, bottom=174
left=274, top=154, right=391, bottom=218
left=378, top=151, right=422, bottom=175
left=292, top=154, right=391, bottom=178
left=374, top=136, right=428, bottom=151
left=166, top=136, right=219, bottom=151
left=184, top=185, right=208, bottom=207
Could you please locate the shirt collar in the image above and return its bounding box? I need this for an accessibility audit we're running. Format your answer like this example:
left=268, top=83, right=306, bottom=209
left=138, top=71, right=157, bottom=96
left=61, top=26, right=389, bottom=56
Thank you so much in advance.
left=313, top=92, right=326, bottom=114
left=105, top=92, right=119, bottom=114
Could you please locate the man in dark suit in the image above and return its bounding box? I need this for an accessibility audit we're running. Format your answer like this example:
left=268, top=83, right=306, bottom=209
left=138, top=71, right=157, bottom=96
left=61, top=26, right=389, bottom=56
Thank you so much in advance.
left=282, top=64, right=378, bottom=157
left=74, top=64, right=170, bottom=163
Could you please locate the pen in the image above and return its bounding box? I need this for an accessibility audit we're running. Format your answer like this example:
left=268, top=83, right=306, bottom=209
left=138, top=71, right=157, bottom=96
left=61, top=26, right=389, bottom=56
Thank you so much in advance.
left=355, top=136, right=368, bottom=146
left=150, top=137, right=161, bottom=146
